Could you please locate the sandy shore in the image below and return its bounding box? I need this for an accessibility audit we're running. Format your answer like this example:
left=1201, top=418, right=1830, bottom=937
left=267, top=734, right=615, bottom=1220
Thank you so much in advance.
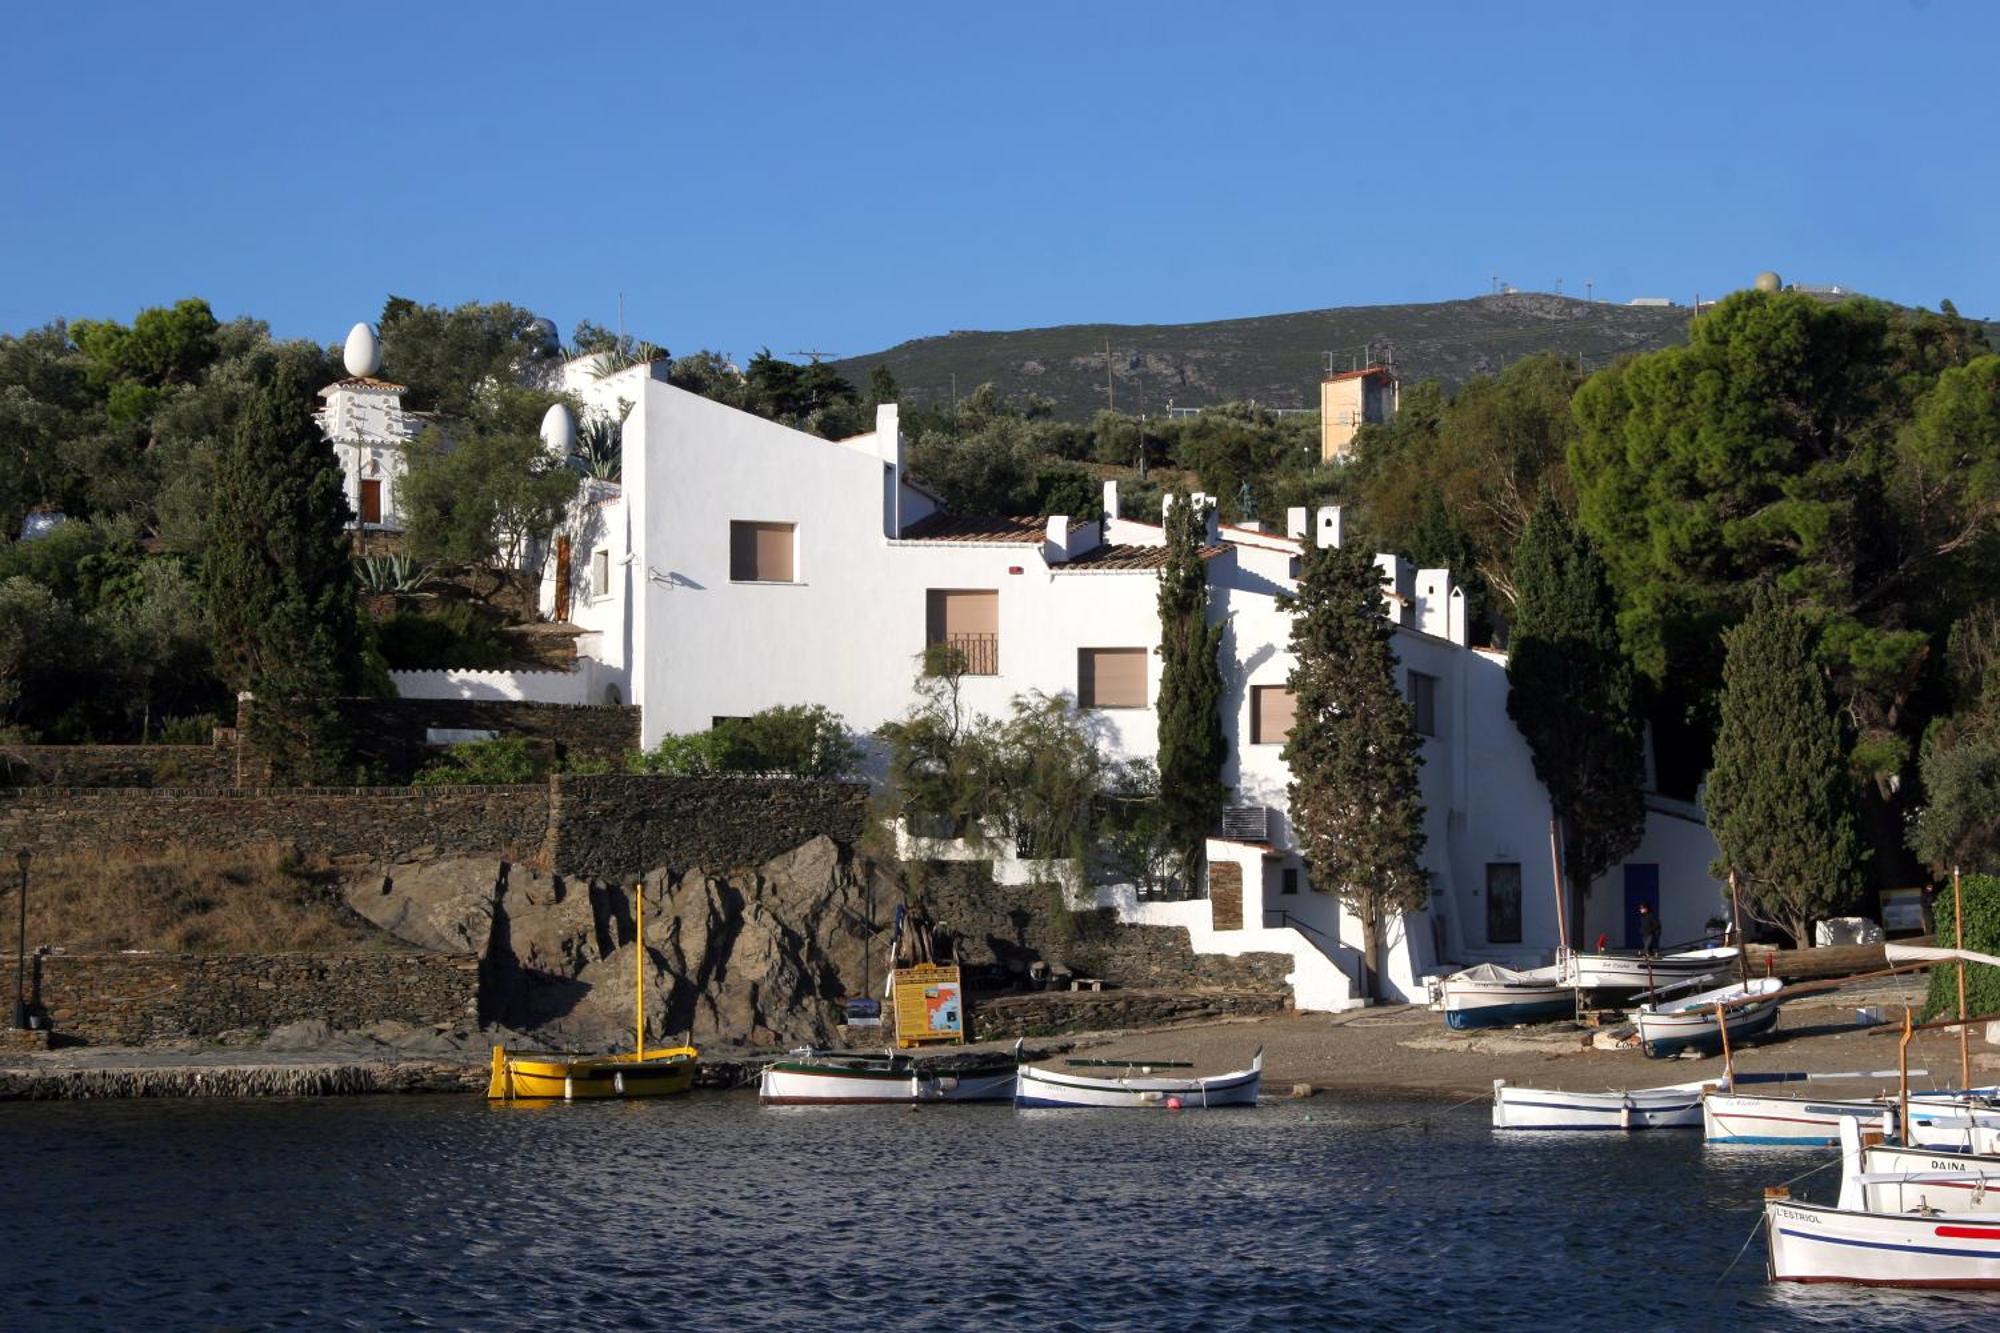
left=3, top=973, right=1987, bottom=1102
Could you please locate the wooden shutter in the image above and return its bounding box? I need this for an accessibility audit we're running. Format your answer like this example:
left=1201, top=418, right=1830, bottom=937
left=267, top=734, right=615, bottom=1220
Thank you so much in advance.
left=926, top=590, right=997, bottom=640
left=1252, top=686, right=1295, bottom=744
left=731, top=521, right=795, bottom=582
left=1079, top=648, right=1147, bottom=709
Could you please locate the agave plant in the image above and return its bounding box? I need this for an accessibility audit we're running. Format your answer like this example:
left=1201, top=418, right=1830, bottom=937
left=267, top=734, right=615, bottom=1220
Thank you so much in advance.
left=354, top=553, right=435, bottom=593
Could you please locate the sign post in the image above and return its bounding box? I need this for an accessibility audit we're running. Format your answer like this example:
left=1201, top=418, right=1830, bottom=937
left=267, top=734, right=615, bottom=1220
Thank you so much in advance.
left=892, top=963, right=966, bottom=1049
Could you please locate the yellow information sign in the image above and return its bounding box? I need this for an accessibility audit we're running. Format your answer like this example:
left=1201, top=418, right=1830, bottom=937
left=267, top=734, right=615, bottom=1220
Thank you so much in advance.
left=892, top=964, right=966, bottom=1048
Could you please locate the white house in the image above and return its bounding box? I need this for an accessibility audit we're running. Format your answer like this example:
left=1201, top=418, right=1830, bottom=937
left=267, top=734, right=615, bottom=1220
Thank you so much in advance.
left=487, top=372, right=1732, bottom=1011
left=319, top=323, right=423, bottom=535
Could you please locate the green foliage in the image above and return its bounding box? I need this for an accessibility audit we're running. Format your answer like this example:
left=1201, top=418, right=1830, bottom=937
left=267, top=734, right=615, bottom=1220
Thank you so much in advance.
left=1922, top=876, right=2000, bottom=1020
left=1506, top=494, right=1646, bottom=925
left=354, top=554, right=434, bottom=595
left=199, top=359, right=360, bottom=783
left=1571, top=291, right=1992, bottom=792
left=1281, top=540, right=1429, bottom=996
left=412, top=738, right=541, bottom=787
left=630, top=704, right=860, bottom=779
left=1154, top=493, right=1227, bottom=886
left=372, top=602, right=511, bottom=671
left=1095, top=759, right=1178, bottom=898
left=378, top=297, right=556, bottom=418
left=398, top=424, right=580, bottom=568
left=1706, top=590, right=1865, bottom=945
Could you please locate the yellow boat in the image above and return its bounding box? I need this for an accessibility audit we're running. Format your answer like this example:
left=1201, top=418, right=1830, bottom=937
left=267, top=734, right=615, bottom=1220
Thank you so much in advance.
left=487, top=886, right=700, bottom=1101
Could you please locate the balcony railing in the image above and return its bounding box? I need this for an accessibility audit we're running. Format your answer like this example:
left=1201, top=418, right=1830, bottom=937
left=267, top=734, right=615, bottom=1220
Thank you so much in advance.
left=928, top=633, right=999, bottom=677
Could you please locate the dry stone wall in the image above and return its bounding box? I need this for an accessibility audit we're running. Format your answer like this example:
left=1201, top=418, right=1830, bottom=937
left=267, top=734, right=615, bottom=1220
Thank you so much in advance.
left=337, top=698, right=640, bottom=783
left=548, top=776, right=871, bottom=880
left=1, top=952, right=479, bottom=1047
left=1, top=741, right=235, bottom=789
left=0, top=785, right=552, bottom=863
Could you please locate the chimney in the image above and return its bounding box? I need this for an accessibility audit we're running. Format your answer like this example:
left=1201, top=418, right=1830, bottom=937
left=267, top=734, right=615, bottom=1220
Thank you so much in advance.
left=1043, top=514, right=1072, bottom=565
left=1414, top=569, right=1451, bottom=638
left=1102, top=478, right=1121, bottom=521
left=1315, top=505, right=1343, bottom=549
left=1190, top=492, right=1219, bottom=543
left=1286, top=507, right=1308, bottom=541
left=1447, top=586, right=1469, bottom=646
left=1374, top=553, right=1414, bottom=625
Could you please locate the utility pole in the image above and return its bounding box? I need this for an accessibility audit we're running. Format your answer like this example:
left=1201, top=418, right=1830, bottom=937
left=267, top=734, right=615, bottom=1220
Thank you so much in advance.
left=1585, top=278, right=1594, bottom=304
left=1104, top=337, right=1115, bottom=417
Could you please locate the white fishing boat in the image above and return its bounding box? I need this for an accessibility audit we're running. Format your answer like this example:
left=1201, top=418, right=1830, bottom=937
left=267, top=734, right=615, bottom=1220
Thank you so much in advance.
left=1902, top=1100, right=2000, bottom=1154
left=1015, top=1049, right=1261, bottom=1109
left=1703, top=1091, right=1898, bottom=1146
left=1635, top=976, right=1783, bottom=1058
left=1441, top=963, right=1574, bottom=1030
left=1560, top=945, right=1738, bottom=994
left=759, top=1046, right=1020, bottom=1105
left=1765, top=1119, right=2000, bottom=1287
left=1857, top=1142, right=2000, bottom=1214
left=1490, top=1076, right=1719, bottom=1130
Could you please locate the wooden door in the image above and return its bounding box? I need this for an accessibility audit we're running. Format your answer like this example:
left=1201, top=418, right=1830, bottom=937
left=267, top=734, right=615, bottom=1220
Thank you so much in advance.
left=554, top=535, right=573, bottom=621
left=359, top=479, right=382, bottom=525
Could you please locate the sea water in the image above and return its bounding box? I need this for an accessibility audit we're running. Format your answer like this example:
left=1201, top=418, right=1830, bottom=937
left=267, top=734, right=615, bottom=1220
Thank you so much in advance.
left=0, top=1093, right=1992, bottom=1330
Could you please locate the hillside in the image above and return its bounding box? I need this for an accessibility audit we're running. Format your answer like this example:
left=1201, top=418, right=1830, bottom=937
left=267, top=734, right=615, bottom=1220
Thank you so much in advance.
left=832, top=293, right=1698, bottom=419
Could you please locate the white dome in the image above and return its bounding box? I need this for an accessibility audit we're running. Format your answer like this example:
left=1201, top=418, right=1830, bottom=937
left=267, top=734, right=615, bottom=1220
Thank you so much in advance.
left=343, top=322, right=381, bottom=378
left=540, top=403, right=577, bottom=455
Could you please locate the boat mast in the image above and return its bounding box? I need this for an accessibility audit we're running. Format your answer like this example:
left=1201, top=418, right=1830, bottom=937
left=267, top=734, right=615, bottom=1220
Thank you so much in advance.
left=1546, top=819, right=1569, bottom=958
left=1955, top=865, right=1969, bottom=1091
left=635, top=879, right=646, bottom=1061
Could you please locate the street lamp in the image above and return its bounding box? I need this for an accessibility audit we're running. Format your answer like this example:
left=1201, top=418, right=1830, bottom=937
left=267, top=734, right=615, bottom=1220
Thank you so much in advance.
left=12, top=848, right=27, bottom=1030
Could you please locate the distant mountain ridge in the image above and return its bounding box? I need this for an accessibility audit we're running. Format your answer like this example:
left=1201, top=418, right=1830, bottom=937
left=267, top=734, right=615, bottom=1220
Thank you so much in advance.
left=831, top=293, right=1699, bottom=420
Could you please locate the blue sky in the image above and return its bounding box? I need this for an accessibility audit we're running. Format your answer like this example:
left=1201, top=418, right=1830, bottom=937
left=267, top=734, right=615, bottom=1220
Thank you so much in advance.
left=3, top=1, right=1994, bottom=361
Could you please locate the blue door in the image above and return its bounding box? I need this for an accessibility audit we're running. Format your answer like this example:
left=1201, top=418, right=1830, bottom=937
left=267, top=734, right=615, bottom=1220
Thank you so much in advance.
left=1623, top=864, right=1660, bottom=950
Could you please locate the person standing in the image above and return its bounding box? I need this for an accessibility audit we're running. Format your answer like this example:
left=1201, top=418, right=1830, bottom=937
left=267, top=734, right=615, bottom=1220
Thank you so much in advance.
left=1638, top=902, right=1662, bottom=957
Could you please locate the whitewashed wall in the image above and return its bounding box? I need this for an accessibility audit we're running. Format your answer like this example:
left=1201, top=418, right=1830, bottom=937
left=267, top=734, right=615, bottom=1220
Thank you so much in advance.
left=390, top=667, right=596, bottom=704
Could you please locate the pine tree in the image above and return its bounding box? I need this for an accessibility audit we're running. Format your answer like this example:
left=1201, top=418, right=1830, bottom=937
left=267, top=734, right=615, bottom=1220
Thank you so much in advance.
left=1506, top=494, right=1646, bottom=941
left=1155, top=493, right=1227, bottom=890
left=1706, top=589, right=1864, bottom=946
left=201, top=357, right=361, bottom=784
left=1281, top=540, right=1429, bottom=997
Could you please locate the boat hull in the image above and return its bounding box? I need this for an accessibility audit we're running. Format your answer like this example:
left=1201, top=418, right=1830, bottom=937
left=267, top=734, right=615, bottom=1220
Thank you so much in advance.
left=1766, top=1197, right=2000, bottom=1287
left=759, top=1061, right=1017, bottom=1105
left=1562, top=948, right=1737, bottom=994
left=1442, top=982, right=1574, bottom=1030
left=1490, top=1079, right=1713, bottom=1130
left=1015, top=1060, right=1261, bottom=1109
left=488, top=1046, right=699, bottom=1101
left=1858, top=1145, right=2000, bottom=1214
left=1703, top=1093, right=1896, bottom=1146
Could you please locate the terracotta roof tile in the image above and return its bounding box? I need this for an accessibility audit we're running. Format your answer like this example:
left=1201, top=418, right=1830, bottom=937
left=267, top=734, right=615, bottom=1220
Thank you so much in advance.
left=898, top=513, right=1046, bottom=543
left=1055, top=543, right=1226, bottom=571
left=318, top=376, right=407, bottom=396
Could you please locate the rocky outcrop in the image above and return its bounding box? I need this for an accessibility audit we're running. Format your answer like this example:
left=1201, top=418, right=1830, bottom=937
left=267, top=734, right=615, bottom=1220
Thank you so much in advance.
left=344, top=836, right=1292, bottom=1053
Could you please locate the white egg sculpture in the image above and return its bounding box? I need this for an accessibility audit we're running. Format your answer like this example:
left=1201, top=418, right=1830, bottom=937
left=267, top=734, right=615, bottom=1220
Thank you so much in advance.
left=343, top=322, right=382, bottom=378
left=540, top=403, right=577, bottom=455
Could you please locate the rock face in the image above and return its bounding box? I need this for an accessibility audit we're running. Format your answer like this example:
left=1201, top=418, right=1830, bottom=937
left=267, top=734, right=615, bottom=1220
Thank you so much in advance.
left=344, top=836, right=1293, bottom=1053
left=346, top=836, right=887, bottom=1052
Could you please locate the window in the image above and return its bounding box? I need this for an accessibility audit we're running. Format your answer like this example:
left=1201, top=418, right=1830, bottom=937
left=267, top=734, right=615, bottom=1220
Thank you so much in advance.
left=1485, top=862, right=1523, bottom=944
left=1078, top=648, right=1148, bottom=709
left=1408, top=671, right=1438, bottom=737
left=1251, top=685, right=1296, bottom=745
left=925, top=589, right=999, bottom=675
left=730, top=521, right=796, bottom=583
left=590, top=548, right=611, bottom=599
left=1281, top=867, right=1299, bottom=896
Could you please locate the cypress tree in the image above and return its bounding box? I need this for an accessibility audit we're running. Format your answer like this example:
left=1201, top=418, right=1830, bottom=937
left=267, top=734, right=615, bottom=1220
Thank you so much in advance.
left=1154, top=493, right=1227, bottom=890
left=1706, top=589, right=1864, bottom=946
left=1281, top=540, right=1429, bottom=997
left=201, top=356, right=361, bottom=783
left=1506, top=494, right=1646, bottom=940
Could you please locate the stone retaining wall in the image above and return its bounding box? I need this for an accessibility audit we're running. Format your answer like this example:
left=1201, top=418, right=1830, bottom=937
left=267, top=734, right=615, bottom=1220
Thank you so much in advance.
left=1, top=741, right=235, bottom=789
left=549, top=776, right=872, bottom=879
left=968, top=988, right=1288, bottom=1040
left=0, top=785, right=553, bottom=863
left=0, top=952, right=479, bottom=1047
left=339, top=698, right=639, bottom=783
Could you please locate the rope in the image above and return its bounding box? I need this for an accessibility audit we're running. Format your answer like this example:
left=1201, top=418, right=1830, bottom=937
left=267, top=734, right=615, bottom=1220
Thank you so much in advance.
left=1716, top=1210, right=1766, bottom=1286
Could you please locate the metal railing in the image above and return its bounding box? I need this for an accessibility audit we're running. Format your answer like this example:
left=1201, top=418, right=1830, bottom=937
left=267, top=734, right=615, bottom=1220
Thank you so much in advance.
left=929, top=633, right=999, bottom=676
left=1219, top=805, right=1269, bottom=841
left=1263, top=909, right=1364, bottom=991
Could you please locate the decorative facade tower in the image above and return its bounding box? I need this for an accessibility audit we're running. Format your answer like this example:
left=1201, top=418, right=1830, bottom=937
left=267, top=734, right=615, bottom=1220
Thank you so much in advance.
left=316, top=322, right=421, bottom=534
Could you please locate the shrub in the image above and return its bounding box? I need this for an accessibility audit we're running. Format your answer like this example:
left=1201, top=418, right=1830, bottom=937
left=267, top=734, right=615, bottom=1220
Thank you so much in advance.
left=374, top=602, right=511, bottom=670
left=629, top=704, right=860, bottom=778
left=412, top=737, right=540, bottom=786
left=1923, top=874, right=2000, bottom=1020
